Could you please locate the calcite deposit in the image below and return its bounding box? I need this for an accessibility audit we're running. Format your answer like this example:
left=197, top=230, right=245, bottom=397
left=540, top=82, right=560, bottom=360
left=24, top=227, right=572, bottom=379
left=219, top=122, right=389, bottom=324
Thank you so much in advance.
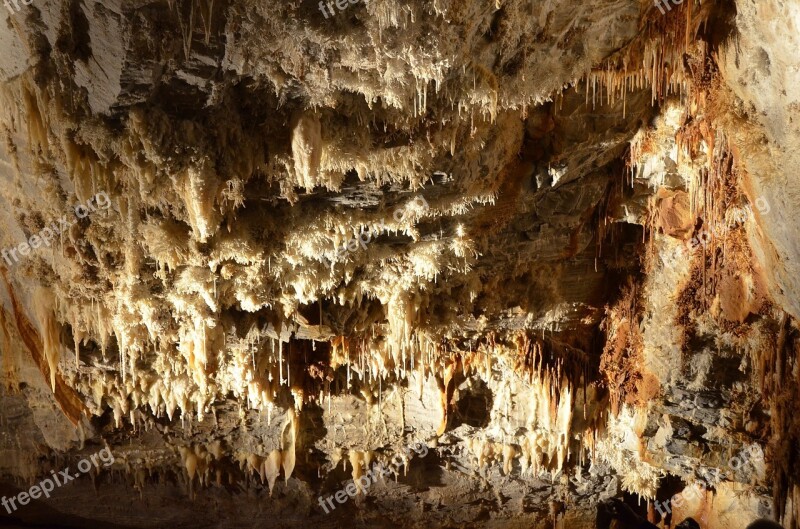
left=0, top=0, right=798, bottom=527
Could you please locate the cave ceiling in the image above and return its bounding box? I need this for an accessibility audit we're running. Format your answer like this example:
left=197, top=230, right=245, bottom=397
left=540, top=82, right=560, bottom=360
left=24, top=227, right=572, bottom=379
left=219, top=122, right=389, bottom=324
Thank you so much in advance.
left=0, top=0, right=799, bottom=528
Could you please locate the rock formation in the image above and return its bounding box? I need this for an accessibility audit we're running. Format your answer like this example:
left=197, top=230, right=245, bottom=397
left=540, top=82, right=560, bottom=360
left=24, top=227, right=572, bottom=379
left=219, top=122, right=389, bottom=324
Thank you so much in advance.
left=0, top=0, right=798, bottom=527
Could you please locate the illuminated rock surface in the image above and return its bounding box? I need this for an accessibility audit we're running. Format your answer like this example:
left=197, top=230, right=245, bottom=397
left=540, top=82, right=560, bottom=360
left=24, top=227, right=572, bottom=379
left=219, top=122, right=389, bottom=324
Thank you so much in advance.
left=0, top=0, right=798, bottom=527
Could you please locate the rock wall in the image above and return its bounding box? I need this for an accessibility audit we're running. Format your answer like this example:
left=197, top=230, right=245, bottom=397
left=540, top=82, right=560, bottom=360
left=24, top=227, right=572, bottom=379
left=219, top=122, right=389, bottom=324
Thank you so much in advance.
left=0, top=0, right=798, bottom=527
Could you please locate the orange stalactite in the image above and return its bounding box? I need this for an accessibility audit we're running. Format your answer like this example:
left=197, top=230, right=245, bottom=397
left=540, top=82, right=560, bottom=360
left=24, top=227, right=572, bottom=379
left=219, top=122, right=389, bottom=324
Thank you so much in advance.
left=0, top=269, right=87, bottom=426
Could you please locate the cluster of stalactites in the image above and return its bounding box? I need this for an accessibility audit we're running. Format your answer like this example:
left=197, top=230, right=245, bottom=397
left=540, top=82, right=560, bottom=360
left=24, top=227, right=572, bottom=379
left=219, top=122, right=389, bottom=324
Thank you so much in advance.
left=176, top=410, right=297, bottom=497
left=584, top=0, right=712, bottom=115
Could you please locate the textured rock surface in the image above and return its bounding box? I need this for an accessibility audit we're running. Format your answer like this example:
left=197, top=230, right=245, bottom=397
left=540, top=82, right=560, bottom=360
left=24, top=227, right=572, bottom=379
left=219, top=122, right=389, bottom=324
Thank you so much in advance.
left=0, top=0, right=798, bottom=528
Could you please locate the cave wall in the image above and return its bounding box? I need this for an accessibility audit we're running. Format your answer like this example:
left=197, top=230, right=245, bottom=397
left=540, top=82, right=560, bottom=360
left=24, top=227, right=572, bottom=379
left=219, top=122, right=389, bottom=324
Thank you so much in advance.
left=0, top=0, right=798, bottom=528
